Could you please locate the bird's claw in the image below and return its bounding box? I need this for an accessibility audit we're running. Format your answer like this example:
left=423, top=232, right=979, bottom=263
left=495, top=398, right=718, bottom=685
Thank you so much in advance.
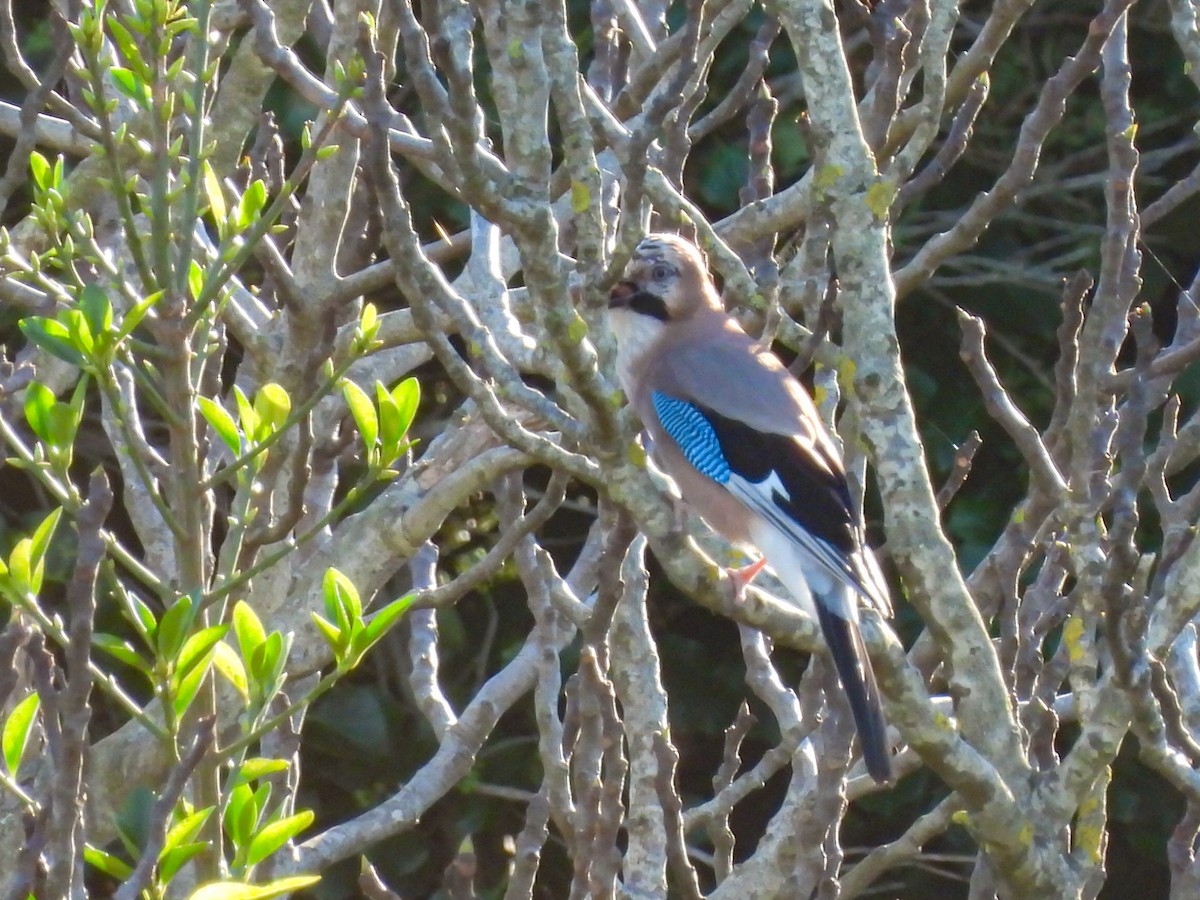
left=727, top=556, right=768, bottom=602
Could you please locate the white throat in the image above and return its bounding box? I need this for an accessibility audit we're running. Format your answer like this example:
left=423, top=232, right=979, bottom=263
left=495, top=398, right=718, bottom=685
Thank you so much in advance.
left=608, top=308, right=666, bottom=394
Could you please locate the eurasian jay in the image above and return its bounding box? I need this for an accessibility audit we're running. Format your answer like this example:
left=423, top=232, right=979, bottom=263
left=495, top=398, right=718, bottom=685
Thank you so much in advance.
left=608, top=233, right=894, bottom=784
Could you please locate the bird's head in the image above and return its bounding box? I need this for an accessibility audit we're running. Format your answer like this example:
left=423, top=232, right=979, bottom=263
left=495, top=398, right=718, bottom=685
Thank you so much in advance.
left=608, top=234, right=722, bottom=325
left=606, top=233, right=724, bottom=388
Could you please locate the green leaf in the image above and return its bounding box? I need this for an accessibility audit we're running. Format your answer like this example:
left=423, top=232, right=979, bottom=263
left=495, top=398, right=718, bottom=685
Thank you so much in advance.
left=325, top=568, right=361, bottom=621
left=7, top=538, right=32, bottom=594
left=358, top=302, right=378, bottom=343
left=187, top=876, right=321, bottom=900
left=224, top=783, right=255, bottom=847
left=2, top=693, right=39, bottom=776
left=176, top=625, right=229, bottom=680
left=6, top=523, right=54, bottom=594
left=159, top=842, right=207, bottom=884
left=253, top=383, right=290, bottom=437
left=43, top=185, right=64, bottom=213
left=79, top=284, right=113, bottom=339
left=84, top=844, right=134, bottom=880
left=341, top=379, right=377, bottom=455
left=375, top=381, right=400, bottom=459
left=248, top=631, right=287, bottom=692
left=245, top=810, right=314, bottom=867
left=390, top=378, right=420, bottom=442
left=46, top=402, right=79, bottom=453
left=29, top=152, right=50, bottom=190
left=322, top=568, right=361, bottom=633
left=163, top=807, right=213, bottom=855
left=172, top=647, right=216, bottom=719
left=166, top=15, right=199, bottom=38
left=235, top=758, right=290, bottom=784
left=115, top=290, right=163, bottom=343
left=234, top=787, right=262, bottom=848
left=202, top=160, right=227, bottom=235
left=232, top=601, right=266, bottom=661
left=125, top=591, right=158, bottom=641
left=109, top=67, right=147, bottom=105
left=213, top=640, right=248, bottom=702
left=29, top=508, right=61, bottom=576
left=232, top=387, right=259, bottom=444
left=23, top=381, right=56, bottom=444
left=106, top=18, right=141, bottom=71
left=19, top=317, right=84, bottom=366
left=354, top=593, right=416, bottom=658
left=60, top=309, right=95, bottom=357
left=309, top=612, right=346, bottom=657
left=234, top=180, right=268, bottom=231
left=92, top=633, right=149, bottom=673
left=187, top=260, right=204, bottom=303
left=62, top=376, right=89, bottom=448
left=156, top=595, right=196, bottom=662
left=199, top=397, right=241, bottom=456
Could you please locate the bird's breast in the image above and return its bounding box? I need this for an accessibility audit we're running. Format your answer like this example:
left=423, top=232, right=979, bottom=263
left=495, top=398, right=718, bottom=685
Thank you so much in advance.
left=647, top=424, right=757, bottom=546
left=607, top=309, right=665, bottom=395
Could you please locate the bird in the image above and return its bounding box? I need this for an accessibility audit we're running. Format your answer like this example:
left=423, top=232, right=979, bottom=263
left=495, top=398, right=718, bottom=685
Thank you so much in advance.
left=607, top=233, right=894, bottom=784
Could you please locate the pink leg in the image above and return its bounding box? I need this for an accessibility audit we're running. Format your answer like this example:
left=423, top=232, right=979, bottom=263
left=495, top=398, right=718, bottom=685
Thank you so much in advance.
left=727, top=556, right=768, bottom=599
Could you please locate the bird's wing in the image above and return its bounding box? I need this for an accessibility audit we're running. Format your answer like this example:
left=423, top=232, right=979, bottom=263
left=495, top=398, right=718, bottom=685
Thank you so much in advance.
left=645, top=339, right=890, bottom=615
left=655, top=325, right=832, bottom=439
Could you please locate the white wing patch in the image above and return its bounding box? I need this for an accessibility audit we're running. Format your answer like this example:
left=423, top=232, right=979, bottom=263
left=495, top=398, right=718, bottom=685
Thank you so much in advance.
left=727, top=470, right=887, bottom=618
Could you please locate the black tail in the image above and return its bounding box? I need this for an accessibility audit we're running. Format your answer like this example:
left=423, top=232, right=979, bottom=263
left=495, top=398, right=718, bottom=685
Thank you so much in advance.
left=815, top=601, right=893, bottom=784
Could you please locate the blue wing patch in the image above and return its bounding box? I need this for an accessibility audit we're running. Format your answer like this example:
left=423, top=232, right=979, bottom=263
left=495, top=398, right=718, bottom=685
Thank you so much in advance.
left=652, top=392, right=731, bottom=483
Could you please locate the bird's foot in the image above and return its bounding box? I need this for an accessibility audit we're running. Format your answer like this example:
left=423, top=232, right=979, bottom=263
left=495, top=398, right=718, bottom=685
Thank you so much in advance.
left=727, top=556, right=768, bottom=601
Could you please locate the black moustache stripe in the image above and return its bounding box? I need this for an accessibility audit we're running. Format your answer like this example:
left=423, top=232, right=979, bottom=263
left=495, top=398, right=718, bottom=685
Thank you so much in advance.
left=613, top=289, right=669, bottom=321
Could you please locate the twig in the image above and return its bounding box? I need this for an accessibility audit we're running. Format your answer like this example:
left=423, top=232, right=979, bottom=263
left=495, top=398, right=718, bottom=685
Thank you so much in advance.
left=896, top=73, right=989, bottom=210
left=405, top=543, right=455, bottom=739
left=43, top=470, right=112, bottom=899
left=936, top=430, right=982, bottom=510
left=654, top=734, right=704, bottom=900
left=690, top=16, right=781, bottom=144
left=707, top=702, right=756, bottom=882
left=895, top=0, right=1139, bottom=299
left=957, top=310, right=1066, bottom=498
left=113, top=717, right=216, bottom=900
left=359, top=858, right=403, bottom=900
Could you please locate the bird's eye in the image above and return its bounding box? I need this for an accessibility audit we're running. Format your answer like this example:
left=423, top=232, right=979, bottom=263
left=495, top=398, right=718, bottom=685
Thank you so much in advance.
left=652, top=264, right=672, bottom=281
